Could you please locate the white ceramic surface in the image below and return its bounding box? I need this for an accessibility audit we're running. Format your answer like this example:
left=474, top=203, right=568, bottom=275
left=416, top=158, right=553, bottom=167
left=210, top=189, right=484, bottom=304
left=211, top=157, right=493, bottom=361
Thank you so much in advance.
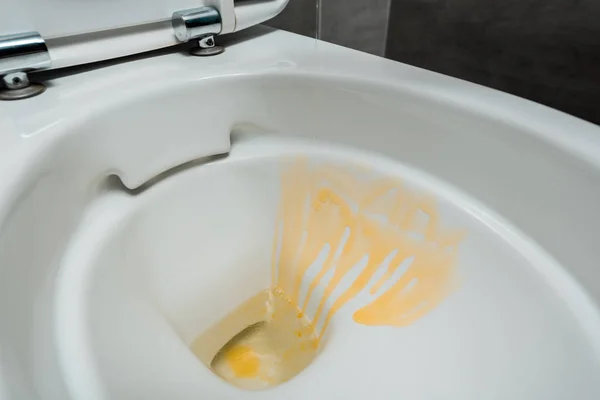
left=1, top=27, right=600, bottom=399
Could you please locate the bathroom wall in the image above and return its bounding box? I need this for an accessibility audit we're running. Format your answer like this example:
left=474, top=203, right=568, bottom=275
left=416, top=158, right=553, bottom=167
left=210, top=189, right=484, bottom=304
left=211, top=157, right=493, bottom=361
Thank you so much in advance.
left=268, top=0, right=317, bottom=38
left=269, top=0, right=392, bottom=56
left=384, top=0, right=600, bottom=125
left=319, top=0, right=391, bottom=56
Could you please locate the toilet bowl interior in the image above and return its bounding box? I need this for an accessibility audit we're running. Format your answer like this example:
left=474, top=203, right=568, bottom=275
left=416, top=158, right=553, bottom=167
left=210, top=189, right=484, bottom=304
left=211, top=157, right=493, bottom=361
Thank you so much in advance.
left=1, top=72, right=600, bottom=399
left=54, top=135, right=600, bottom=398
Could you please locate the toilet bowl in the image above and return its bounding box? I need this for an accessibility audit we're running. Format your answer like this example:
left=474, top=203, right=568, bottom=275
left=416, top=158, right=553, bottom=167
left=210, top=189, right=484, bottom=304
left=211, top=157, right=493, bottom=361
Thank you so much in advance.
left=2, top=2, right=600, bottom=399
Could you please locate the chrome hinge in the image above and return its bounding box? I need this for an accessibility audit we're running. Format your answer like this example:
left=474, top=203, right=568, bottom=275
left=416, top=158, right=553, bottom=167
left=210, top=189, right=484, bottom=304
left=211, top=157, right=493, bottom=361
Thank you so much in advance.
left=0, top=32, right=51, bottom=100
left=172, top=7, right=225, bottom=57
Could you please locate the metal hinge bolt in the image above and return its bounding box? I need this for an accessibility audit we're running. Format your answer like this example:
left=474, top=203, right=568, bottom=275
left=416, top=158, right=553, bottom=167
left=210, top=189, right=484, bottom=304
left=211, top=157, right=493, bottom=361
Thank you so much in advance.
left=0, top=32, right=51, bottom=100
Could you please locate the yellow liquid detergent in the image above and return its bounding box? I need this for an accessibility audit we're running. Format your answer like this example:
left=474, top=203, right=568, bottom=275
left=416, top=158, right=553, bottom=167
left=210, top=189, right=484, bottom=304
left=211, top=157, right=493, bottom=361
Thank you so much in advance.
left=191, top=289, right=319, bottom=390
left=191, top=158, right=465, bottom=390
left=224, top=345, right=260, bottom=378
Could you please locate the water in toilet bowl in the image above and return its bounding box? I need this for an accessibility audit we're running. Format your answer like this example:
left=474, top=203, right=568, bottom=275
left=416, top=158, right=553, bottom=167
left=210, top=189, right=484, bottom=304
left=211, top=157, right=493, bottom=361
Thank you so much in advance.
left=192, top=289, right=319, bottom=390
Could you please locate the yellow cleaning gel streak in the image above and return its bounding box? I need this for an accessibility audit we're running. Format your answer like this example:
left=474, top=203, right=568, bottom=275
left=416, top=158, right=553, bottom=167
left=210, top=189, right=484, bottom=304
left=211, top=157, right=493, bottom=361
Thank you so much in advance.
left=272, top=159, right=464, bottom=337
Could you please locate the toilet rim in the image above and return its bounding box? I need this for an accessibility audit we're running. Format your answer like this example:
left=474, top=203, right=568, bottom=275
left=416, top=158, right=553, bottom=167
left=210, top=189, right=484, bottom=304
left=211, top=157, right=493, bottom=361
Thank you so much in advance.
left=2, top=27, right=600, bottom=144
left=2, top=25, right=600, bottom=242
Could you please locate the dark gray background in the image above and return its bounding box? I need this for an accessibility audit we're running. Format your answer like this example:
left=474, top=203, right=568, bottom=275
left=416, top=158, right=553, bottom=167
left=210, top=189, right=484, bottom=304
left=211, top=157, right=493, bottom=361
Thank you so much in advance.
left=269, top=0, right=600, bottom=125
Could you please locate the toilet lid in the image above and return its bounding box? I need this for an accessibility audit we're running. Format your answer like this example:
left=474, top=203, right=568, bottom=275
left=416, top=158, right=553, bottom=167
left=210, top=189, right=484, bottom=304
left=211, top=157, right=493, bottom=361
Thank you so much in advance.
left=0, top=0, right=289, bottom=69
left=0, top=0, right=234, bottom=39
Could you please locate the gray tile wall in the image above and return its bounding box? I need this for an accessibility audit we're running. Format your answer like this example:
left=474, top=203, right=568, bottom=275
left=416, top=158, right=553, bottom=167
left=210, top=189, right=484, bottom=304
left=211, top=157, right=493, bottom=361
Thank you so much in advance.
left=268, top=0, right=392, bottom=56
left=268, top=0, right=317, bottom=38
left=320, top=0, right=391, bottom=56
left=385, top=0, right=600, bottom=124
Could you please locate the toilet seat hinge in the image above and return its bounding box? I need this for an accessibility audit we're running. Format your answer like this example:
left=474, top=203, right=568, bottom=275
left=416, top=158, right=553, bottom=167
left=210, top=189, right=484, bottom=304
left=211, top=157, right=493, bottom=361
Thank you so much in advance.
left=172, top=7, right=225, bottom=57
left=0, top=32, right=51, bottom=100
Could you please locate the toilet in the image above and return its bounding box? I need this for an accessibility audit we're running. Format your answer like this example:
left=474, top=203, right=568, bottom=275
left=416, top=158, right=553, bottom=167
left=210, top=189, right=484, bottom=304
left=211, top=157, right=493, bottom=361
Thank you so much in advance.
left=1, top=1, right=600, bottom=399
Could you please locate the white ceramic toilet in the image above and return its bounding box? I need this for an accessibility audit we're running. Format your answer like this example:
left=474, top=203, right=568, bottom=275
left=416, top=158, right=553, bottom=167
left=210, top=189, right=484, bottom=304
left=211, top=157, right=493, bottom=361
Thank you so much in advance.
left=2, top=1, right=600, bottom=399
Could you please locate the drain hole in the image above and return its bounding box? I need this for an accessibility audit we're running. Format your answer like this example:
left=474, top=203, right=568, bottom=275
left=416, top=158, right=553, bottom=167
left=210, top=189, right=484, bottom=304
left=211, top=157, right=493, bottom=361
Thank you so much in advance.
left=190, top=289, right=320, bottom=390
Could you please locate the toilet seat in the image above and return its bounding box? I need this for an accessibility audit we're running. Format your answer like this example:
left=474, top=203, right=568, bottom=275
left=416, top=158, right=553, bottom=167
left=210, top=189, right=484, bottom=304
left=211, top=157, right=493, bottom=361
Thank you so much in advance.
left=2, top=3, right=600, bottom=399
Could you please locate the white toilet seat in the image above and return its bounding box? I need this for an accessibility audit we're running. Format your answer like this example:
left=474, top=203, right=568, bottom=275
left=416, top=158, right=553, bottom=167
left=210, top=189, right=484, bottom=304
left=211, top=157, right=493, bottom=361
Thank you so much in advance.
left=1, top=26, right=600, bottom=399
